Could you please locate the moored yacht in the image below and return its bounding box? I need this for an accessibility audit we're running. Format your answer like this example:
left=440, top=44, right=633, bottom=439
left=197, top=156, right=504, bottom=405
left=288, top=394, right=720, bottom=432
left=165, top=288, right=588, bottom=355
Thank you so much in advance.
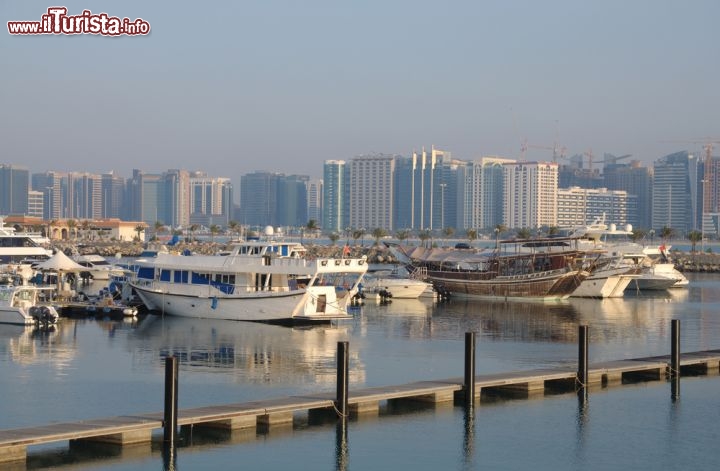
left=129, top=237, right=368, bottom=323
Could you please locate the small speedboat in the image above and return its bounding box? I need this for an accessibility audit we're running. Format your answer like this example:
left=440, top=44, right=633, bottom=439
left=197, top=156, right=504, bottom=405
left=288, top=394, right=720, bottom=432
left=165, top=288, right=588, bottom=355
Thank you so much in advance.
left=0, top=285, right=60, bottom=326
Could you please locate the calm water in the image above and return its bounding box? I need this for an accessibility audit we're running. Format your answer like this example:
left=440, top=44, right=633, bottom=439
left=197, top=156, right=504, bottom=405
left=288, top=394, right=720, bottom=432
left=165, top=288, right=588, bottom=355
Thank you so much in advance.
left=2, top=273, right=720, bottom=470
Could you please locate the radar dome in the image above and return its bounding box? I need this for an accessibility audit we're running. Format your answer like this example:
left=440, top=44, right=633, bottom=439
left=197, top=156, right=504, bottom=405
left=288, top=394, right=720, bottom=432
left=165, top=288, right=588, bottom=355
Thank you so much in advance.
left=263, top=225, right=274, bottom=236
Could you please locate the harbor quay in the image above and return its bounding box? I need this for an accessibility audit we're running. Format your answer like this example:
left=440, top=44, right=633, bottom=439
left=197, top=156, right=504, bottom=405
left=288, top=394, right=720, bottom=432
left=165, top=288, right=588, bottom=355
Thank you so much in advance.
left=1, top=325, right=719, bottom=465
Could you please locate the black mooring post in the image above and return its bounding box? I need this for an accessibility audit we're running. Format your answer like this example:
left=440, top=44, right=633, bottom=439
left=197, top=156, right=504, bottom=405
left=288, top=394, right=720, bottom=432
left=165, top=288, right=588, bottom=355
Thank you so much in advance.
left=163, top=356, right=179, bottom=445
left=336, top=341, right=349, bottom=418
left=464, top=332, right=476, bottom=407
left=671, top=319, right=680, bottom=378
left=577, top=325, right=588, bottom=390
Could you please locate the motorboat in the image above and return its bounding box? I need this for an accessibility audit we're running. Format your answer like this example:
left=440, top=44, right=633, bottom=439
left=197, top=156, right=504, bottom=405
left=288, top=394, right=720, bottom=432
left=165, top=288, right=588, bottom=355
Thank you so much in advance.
left=568, top=217, right=689, bottom=291
left=0, top=284, right=60, bottom=326
left=129, top=238, right=368, bottom=322
left=71, top=254, right=126, bottom=280
left=362, top=267, right=433, bottom=299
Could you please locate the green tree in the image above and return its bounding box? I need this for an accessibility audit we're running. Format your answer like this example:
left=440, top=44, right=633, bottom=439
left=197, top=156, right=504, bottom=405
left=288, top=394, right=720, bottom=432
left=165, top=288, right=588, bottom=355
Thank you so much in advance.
left=442, top=227, right=455, bottom=246
left=660, top=226, right=674, bottom=243
left=630, top=229, right=647, bottom=243
left=228, top=220, right=240, bottom=241
left=395, top=229, right=411, bottom=243
left=687, top=230, right=703, bottom=254
left=466, top=228, right=478, bottom=244
left=418, top=229, right=432, bottom=248
left=134, top=224, right=145, bottom=242
left=516, top=227, right=531, bottom=240
left=209, top=224, right=220, bottom=243
left=328, top=232, right=340, bottom=245
left=66, top=219, right=77, bottom=240
left=371, top=227, right=388, bottom=246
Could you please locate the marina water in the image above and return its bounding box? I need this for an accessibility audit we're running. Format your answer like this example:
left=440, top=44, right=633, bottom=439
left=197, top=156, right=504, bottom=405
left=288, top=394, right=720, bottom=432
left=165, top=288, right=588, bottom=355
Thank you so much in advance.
left=1, top=273, right=719, bottom=470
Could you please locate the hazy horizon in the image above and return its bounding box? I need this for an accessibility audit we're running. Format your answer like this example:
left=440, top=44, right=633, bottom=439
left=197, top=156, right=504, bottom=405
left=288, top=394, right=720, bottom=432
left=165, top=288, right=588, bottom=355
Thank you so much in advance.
left=3, top=1, right=719, bottom=183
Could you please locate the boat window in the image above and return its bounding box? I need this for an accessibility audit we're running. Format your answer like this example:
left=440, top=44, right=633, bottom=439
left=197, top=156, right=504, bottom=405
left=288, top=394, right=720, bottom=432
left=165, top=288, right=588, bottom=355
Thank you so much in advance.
left=137, top=267, right=154, bottom=280
left=173, top=270, right=189, bottom=283
left=160, top=270, right=171, bottom=282
left=192, top=272, right=210, bottom=285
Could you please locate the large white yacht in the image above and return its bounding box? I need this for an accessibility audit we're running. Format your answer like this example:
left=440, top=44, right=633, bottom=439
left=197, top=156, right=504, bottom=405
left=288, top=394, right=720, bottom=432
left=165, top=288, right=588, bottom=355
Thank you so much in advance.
left=0, top=217, right=52, bottom=264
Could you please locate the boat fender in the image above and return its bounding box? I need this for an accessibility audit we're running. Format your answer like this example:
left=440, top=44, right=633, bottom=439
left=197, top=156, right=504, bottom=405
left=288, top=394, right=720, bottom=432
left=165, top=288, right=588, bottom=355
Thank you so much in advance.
left=211, top=297, right=218, bottom=309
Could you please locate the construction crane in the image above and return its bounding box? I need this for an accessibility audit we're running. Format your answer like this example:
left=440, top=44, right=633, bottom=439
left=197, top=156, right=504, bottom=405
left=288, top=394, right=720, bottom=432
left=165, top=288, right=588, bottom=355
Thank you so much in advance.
left=520, top=139, right=567, bottom=163
left=597, top=153, right=632, bottom=166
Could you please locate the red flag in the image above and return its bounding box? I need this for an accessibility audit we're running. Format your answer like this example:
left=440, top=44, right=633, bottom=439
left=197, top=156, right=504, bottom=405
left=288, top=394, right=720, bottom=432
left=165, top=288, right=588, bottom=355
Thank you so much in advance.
left=343, top=245, right=351, bottom=256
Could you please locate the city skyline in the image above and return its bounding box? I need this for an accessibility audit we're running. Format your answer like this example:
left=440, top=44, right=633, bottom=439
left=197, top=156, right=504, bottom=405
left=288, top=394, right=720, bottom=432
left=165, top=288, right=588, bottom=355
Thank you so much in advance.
left=3, top=1, right=719, bottom=186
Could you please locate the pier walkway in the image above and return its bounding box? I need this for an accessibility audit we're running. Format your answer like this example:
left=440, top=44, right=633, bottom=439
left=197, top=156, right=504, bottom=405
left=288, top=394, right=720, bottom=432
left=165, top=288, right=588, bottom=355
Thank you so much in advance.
left=1, top=349, right=719, bottom=463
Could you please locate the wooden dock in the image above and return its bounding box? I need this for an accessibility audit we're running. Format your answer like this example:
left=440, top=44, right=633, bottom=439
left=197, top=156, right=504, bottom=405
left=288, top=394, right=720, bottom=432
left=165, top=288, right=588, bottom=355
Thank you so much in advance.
left=1, top=349, right=719, bottom=464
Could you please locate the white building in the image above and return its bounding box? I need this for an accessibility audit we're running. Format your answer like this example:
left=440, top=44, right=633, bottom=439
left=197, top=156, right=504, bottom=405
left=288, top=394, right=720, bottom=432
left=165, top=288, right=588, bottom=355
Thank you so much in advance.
left=349, top=155, right=395, bottom=231
left=503, top=162, right=558, bottom=229
left=463, top=156, right=516, bottom=231
left=557, top=187, right=636, bottom=228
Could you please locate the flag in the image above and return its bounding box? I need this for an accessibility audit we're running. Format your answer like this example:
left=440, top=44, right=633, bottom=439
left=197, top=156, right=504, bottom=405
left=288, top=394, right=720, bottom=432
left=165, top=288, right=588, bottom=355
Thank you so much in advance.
left=343, top=244, right=351, bottom=257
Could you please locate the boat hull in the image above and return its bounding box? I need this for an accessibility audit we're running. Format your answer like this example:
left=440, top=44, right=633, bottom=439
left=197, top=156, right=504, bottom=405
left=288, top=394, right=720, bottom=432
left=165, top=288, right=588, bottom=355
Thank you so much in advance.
left=426, top=269, right=586, bottom=301
left=571, top=274, right=636, bottom=298
left=363, top=278, right=432, bottom=299
left=132, top=282, right=354, bottom=322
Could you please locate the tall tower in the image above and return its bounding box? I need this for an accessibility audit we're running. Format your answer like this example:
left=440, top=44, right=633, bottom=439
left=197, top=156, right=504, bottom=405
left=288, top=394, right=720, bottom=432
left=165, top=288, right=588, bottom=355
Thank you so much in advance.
left=349, top=155, right=395, bottom=231
left=503, top=162, right=558, bottom=230
left=0, top=164, right=29, bottom=216
left=322, top=160, right=347, bottom=233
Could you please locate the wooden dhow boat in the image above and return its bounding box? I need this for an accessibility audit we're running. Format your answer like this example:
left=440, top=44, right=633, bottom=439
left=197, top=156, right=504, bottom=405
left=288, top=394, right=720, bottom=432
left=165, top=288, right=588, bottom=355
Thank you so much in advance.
left=388, top=237, right=591, bottom=301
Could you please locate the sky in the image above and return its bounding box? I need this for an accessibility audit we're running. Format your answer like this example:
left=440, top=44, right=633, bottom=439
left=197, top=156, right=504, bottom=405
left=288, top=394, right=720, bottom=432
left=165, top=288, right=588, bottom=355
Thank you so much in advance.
left=2, top=0, right=720, bottom=187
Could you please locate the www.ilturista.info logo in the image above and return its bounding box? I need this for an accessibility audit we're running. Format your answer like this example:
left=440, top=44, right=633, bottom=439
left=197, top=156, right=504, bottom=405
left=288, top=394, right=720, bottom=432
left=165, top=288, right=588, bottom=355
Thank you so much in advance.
left=7, top=7, right=150, bottom=36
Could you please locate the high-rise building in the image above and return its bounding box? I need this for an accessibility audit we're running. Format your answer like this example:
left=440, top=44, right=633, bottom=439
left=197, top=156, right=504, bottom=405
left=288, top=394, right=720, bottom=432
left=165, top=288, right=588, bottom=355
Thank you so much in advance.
left=127, top=169, right=162, bottom=225
left=503, top=162, right=558, bottom=229
left=603, top=160, right=652, bottom=229
left=101, top=172, right=126, bottom=219
left=32, top=171, right=64, bottom=220
left=557, top=187, right=636, bottom=227
left=277, top=175, right=309, bottom=228
left=651, top=151, right=700, bottom=233
left=27, top=190, right=44, bottom=218
left=161, top=169, right=191, bottom=228
left=0, top=164, right=29, bottom=216
left=463, top=156, right=515, bottom=231
left=189, top=173, right=234, bottom=226
left=322, top=161, right=347, bottom=233
left=239, top=172, right=280, bottom=228
left=349, top=155, right=395, bottom=231
left=306, top=179, right=323, bottom=227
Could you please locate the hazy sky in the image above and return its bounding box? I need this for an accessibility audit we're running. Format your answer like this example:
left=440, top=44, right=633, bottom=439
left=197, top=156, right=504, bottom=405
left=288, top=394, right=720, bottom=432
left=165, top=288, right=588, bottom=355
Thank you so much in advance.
left=2, top=0, right=719, bottom=187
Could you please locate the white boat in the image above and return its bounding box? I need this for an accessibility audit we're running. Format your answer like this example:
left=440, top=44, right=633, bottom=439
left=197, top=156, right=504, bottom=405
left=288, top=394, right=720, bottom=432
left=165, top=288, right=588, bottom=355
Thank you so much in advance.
left=0, top=217, right=52, bottom=264
left=129, top=238, right=368, bottom=322
left=362, top=268, right=433, bottom=299
left=0, top=285, right=60, bottom=326
left=72, top=254, right=126, bottom=280
left=568, top=217, right=689, bottom=292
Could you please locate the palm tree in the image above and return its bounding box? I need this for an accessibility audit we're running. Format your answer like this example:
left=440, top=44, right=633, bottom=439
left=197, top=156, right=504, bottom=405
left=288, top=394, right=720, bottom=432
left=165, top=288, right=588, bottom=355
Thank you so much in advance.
left=209, top=224, right=220, bottom=243
left=395, top=229, right=410, bottom=243
left=660, top=226, right=674, bottom=243
left=630, top=229, right=646, bottom=243
left=306, top=219, right=319, bottom=236
left=516, top=227, right=532, bottom=240
left=80, top=219, right=91, bottom=241
left=442, top=227, right=455, bottom=247
left=687, top=230, right=703, bottom=254
left=466, top=228, right=478, bottom=244
left=189, top=224, right=199, bottom=242
left=134, top=224, right=145, bottom=242
left=66, top=219, right=77, bottom=240
left=154, top=221, right=165, bottom=241
left=418, top=229, right=432, bottom=248
left=371, top=227, right=388, bottom=246
left=228, top=220, right=240, bottom=241
left=352, top=228, right=366, bottom=246
left=328, top=232, right=340, bottom=245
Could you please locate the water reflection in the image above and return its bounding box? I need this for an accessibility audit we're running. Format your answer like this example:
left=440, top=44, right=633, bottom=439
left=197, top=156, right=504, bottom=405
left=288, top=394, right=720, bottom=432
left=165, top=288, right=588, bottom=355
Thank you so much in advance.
left=128, top=315, right=366, bottom=386
left=0, top=323, right=76, bottom=369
